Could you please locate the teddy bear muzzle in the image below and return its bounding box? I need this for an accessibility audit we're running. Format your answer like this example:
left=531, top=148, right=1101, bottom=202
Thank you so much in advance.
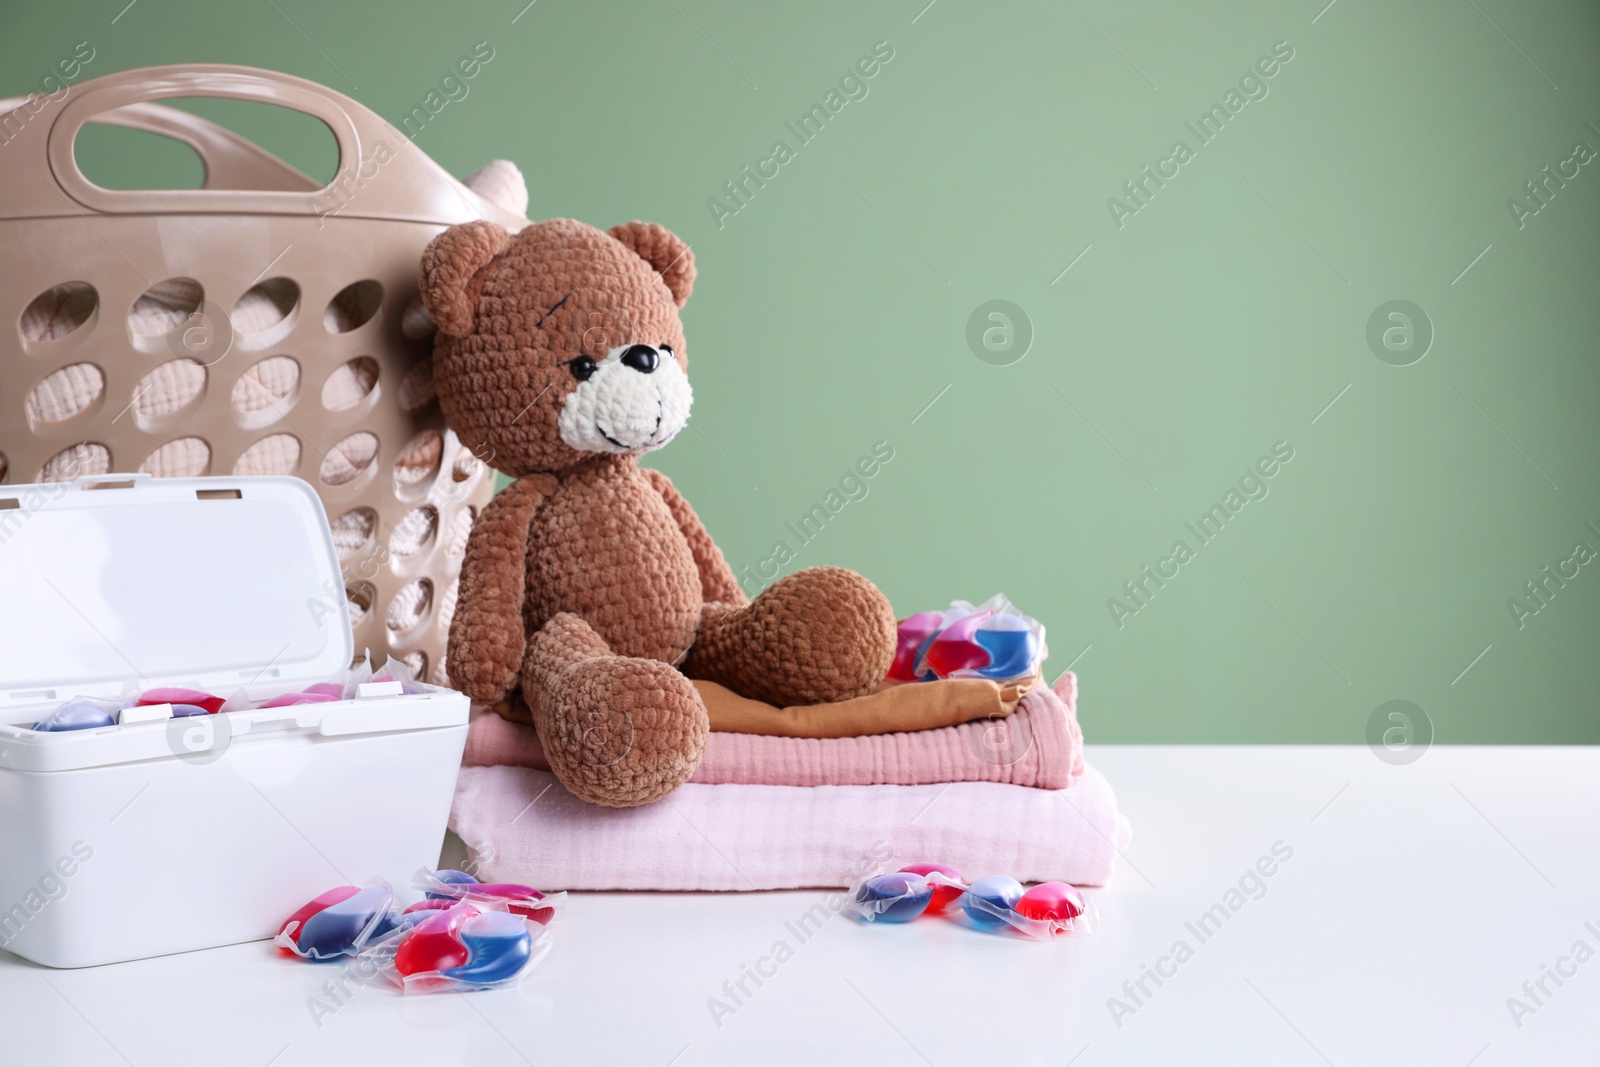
left=556, top=343, right=692, bottom=455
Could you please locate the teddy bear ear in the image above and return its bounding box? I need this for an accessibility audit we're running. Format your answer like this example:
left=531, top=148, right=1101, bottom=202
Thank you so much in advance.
left=608, top=221, right=695, bottom=307
left=418, top=220, right=512, bottom=337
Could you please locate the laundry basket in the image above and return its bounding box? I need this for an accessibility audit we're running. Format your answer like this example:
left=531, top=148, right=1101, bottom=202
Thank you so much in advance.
left=0, top=64, right=527, bottom=686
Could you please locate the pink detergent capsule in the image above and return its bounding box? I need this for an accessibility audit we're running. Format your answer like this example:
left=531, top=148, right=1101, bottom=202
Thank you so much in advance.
left=138, top=688, right=225, bottom=714
left=395, top=903, right=479, bottom=976
left=1015, top=881, right=1085, bottom=924
left=403, top=898, right=459, bottom=915
left=303, top=682, right=345, bottom=698
left=483, top=886, right=555, bottom=925
left=439, top=882, right=555, bottom=925
left=889, top=612, right=945, bottom=681
left=920, top=611, right=994, bottom=678
left=899, top=864, right=965, bottom=912
left=258, top=691, right=340, bottom=708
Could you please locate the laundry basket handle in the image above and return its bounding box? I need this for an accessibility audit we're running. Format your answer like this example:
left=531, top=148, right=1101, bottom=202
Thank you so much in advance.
left=38, top=64, right=497, bottom=224
left=0, top=95, right=322, bottom=194
left=55, top=100, right=323, bottom=193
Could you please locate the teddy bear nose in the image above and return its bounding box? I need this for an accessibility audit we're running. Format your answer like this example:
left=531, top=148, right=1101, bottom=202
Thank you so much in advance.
left=620, top=345, right=659, bottom=374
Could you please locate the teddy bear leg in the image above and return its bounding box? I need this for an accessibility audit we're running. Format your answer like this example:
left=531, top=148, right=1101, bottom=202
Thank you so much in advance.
left=521, top=612, right=709, bottom=807
left=686, top=566, right=897, bottom=707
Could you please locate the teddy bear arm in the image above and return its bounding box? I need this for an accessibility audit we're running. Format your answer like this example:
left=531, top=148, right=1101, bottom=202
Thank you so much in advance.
left=641, top=467, right=749, bottom=607
left=446, top=473, right=556, bottom=703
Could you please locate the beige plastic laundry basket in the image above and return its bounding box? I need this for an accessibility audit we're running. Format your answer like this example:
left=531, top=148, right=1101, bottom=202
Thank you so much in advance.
left=0, top=64, right=528, bottom=686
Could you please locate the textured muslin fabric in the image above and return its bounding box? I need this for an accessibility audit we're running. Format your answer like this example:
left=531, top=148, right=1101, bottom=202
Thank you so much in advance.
left=449, top=757, right=1129, bottom=890
left=466, top=672, right=1083, bottom=789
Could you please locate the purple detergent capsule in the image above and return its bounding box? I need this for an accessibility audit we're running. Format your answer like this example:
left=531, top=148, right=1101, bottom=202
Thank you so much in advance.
left=170, top=703, right=210, bottom=717
left=32, top=699, right=117, bottom=732
left=854, top=872, right=933, bottom=922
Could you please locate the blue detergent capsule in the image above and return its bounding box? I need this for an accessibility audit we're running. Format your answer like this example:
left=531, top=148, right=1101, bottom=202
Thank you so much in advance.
left=973, top=623, right=1041, bottom=680
left=426, top=869, right=479, bottom=900
left=295, top=883, right=394, bottom=960
left=854, top=873, right=932, bottom=922
left=439, top=912, right=533, bottom=986
left=32, top=700, right=117, bottom=732
left=961, top=875, right=1025, bottom=930
left=170, top=704, right=210, bottom=717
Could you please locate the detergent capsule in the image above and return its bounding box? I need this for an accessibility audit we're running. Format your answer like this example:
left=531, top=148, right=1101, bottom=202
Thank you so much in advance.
left=279, top=883, right=394, bottom=960
left=32, top=699, right=117, bottom=732
left=899, top=864, right=965, bottom=913
left=889, top=612, right=945, bottom=681
left=961, top=875, right=1024, bottom=930
left=137, top=688, right=225, bottom=714
left=438, top=911, right=533, bottom=986
left=972, top=615, right=1042, bottom=680
left=852, top=872, right=932, bottom=923
left=395, top=903, right=479, bottom=976
left=1016, top=881, right=1085, bottom=924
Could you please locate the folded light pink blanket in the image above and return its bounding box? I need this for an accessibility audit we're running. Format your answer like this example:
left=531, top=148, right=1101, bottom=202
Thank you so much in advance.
left=450, top=759, right=1130, bottom=890
left=463, top=672, right=1085, bottom=790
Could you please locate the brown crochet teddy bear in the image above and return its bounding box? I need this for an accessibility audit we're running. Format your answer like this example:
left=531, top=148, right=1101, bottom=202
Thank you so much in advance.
left=419, top=217, right=897, bottom=807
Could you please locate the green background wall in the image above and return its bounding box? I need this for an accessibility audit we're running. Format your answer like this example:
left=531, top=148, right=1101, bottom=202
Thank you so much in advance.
left=3, top=0, right=1597, bottom=744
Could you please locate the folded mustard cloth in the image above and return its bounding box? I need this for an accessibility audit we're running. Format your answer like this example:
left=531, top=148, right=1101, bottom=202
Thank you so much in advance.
left=491, top=674, right=1036, bottom=739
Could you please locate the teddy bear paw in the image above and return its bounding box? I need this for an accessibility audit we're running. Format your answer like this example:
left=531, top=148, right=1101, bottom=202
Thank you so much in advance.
left=531, top=657, right=708, bottom=808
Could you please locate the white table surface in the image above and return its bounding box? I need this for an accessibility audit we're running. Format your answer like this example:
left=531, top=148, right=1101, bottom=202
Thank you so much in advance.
left=5, top=745, right=1597, bottom=1066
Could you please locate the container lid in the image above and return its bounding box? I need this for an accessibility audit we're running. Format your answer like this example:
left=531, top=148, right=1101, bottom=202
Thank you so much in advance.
left=0, top=474, right=352, bottom=704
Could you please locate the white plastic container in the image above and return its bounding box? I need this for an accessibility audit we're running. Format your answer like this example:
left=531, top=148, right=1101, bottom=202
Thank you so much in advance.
left=0, top=474, right=468, bottom=967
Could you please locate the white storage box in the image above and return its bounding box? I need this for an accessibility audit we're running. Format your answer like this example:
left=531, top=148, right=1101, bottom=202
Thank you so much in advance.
left=0, top=474, right=468, bottom=967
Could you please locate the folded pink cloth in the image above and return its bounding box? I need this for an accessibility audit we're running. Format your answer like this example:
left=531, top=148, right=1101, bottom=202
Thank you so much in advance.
left=463, top=672, right=1085, bottom=790
left=449, top=759, right=1131, bottom=890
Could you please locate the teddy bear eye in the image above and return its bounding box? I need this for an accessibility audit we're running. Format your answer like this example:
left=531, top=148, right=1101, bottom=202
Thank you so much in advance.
left=565, top=356, right=597, bottom=382
left=659, top=344, right=674, bottom=356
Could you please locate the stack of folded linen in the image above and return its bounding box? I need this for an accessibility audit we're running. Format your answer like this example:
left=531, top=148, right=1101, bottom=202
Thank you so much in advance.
left=449, top=671, right=1131, bottom=891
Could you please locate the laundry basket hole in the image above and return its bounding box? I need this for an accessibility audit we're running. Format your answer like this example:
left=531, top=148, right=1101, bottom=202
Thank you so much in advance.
left=450, top=444, right=485, bottom=486
left=128, top=278, right=203, bottom=344
left=322, top=356, right=380, bottom=413
left=346, top=581, right=376, bottom=628
left=26, top=363, right=105, bottom=428
left=394, top=430, right=443, bottom=497
left=321, top=432, right=379, bottom=488
left=389, top=505, right=439, bottom=559
left=325, top=280, right=383, bottom=334
left=400, top=294, right=437, bottom=341
left=330, top=507, right=377, bottom=561
left=387, top=578, right=434, bottom=633
left=446, top=506, right=476, bottom=557
left=140, top=438, right=211, bottom=478
left=20, top=282, right=98, bottom=344
left=437, top=576, right=461, bottom=632
left=234, top=434, right=301, bottom=477
left=397, top=358, right=437, bottom=414
left=231, top=356, right=301, bottom=429
left=232, top=278, right=300, bottom=351
left=132, top=358, right=207, bottom=430
left=39, top=443, right=110, bottom=482
left=398, top=651, right=428, bottom=681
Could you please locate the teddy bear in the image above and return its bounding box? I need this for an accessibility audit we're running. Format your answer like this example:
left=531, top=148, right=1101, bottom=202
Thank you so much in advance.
left=418, top=216, right=898, bottom=807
